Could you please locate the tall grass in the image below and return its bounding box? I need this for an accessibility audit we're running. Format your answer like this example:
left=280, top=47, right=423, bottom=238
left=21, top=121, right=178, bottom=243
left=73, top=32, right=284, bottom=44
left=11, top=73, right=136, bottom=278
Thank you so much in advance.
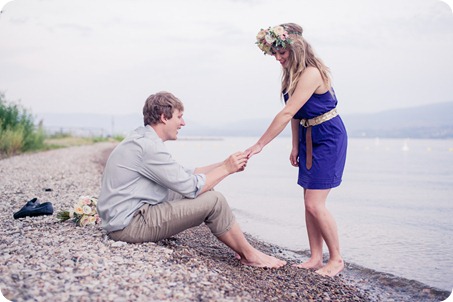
left=0, top=92, right=45, bottom=157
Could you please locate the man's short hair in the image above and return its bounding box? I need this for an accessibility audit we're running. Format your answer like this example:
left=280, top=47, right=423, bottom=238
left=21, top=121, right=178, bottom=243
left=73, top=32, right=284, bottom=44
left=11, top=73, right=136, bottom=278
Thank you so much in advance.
left=143, top=91, right=184, bottom=126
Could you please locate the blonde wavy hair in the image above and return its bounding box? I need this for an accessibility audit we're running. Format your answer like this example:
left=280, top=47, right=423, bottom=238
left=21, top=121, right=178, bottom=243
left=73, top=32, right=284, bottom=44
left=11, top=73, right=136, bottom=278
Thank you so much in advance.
left=277, top=23, right=332, bottom=96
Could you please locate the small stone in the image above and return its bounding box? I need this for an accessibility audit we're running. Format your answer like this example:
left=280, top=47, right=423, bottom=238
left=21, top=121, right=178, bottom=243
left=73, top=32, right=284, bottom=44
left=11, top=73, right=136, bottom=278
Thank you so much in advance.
left=111, top=241, right=127, bottom=247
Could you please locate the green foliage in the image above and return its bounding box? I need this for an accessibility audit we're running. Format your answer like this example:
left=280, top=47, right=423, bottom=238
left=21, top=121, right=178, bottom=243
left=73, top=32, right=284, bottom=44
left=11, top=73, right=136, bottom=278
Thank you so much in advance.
left=111, top=134, right=125, bottom=142
left=0, top=127, right=23, bottom=156
left=47, top=131, right=72, bottom=139
left=0, top=92, right=45, bottom=157
left=0, top=92, right=125, bottom=158
left=92, top=135, right=124, bottom=143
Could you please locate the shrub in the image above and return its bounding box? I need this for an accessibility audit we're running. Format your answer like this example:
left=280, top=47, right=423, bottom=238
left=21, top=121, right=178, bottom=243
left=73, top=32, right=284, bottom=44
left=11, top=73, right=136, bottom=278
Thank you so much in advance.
left=0, top=92, right=45, bottom=157
left=0, top=127, right=24, bottom=156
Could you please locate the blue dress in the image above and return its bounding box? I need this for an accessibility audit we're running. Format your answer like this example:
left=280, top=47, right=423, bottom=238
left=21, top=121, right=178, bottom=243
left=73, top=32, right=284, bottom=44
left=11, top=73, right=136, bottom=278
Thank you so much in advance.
left=284, top=89, right=347, bottom=189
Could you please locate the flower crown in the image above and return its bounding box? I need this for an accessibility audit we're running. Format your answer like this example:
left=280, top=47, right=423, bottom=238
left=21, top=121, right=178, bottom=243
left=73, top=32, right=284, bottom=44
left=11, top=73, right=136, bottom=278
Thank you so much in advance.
left=256, top=25, right=294, bottom=55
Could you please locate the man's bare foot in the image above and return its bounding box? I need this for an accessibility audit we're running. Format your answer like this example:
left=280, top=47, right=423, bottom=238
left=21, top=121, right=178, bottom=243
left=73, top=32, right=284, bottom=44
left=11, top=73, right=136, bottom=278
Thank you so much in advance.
left=315, top=259, right=344, bottom=277
left=292, top=258, right=323, bottom=270
left=240, top=249, right=286, bottom=268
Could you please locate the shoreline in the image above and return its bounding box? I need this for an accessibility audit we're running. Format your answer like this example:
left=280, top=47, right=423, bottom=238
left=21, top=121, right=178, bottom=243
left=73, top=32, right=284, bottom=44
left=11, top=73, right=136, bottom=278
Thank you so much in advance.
left=0, top=143, right=450, bottom=301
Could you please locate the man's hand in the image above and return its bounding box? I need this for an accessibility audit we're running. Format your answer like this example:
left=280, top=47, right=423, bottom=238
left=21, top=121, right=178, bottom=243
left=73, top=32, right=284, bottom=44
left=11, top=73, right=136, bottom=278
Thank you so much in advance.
left=224, top=152, right=248, bottom=174
left=198, top=152, right=248, bottom=194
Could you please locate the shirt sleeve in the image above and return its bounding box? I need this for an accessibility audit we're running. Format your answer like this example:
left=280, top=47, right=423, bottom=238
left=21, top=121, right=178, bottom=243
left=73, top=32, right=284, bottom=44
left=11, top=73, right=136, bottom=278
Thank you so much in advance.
left=138, top=141, right=206, bottom=198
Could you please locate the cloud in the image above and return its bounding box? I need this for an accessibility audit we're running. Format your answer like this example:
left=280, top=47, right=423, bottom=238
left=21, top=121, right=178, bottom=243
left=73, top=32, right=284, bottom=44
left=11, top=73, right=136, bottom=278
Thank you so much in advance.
left=0, top=0, right=452, bottom=125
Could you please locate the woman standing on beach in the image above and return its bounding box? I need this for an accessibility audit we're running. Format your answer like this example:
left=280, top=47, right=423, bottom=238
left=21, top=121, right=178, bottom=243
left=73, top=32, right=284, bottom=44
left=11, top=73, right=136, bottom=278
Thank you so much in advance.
left=245, top=23, right=347, bottom=277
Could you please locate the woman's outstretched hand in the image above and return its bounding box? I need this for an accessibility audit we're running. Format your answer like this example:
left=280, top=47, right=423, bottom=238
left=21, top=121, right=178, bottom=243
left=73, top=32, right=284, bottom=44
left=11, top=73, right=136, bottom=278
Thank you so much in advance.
left=244, top=143, right=263, bottom=159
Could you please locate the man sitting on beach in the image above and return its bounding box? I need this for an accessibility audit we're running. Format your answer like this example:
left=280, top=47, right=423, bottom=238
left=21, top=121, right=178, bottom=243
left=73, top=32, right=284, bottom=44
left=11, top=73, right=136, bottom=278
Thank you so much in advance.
left=97, top=91, right=286, bottom=268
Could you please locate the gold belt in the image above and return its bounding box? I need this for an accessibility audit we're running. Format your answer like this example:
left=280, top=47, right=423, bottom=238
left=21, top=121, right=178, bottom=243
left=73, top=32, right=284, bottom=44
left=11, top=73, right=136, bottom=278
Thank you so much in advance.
left=300, top=108, right=338, bottom=170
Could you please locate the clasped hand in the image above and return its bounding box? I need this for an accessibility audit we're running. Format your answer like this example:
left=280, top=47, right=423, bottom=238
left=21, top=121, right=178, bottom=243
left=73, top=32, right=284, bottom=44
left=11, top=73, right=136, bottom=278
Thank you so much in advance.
left=224, top=152, right=248, bottom=173
left=244, top=143, right=262, bottom=159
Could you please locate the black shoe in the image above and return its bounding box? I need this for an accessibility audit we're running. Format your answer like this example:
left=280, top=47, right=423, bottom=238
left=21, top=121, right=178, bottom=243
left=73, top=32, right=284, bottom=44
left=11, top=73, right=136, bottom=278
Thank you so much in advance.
left=25, top=197, right=39, bottom=207
left=13, top=198, right=54, bottom=219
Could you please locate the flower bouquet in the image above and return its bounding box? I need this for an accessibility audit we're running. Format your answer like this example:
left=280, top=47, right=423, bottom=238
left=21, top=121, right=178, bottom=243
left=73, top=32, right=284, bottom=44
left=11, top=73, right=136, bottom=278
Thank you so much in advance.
left=57, top=195, right=101, bottom=227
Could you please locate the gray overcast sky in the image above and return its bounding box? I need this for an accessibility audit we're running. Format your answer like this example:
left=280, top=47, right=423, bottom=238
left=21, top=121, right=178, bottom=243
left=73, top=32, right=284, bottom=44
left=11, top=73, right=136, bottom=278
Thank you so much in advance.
left=1, top=0, right=452, bottom=125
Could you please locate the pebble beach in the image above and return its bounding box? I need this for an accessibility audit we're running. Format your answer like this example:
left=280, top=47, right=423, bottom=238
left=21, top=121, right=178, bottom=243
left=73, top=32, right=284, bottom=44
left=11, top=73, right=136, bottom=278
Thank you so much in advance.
left=0, top=142, right=450, bottom=302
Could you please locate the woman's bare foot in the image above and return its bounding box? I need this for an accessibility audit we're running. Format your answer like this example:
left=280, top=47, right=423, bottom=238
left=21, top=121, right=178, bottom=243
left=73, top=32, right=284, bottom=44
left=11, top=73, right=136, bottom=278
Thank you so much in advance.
left=315, top=259, right=344, bottom=277
left=292, top=258, right=323, bottom=270
left=240, top=249, right=286, bottom=268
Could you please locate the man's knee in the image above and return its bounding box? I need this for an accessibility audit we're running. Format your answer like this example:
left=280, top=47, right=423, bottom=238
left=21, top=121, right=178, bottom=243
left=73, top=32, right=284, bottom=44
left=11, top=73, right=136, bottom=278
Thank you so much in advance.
left=201, top=191, right=234, bottom=236
left=203, top=191, right=228, bottom=209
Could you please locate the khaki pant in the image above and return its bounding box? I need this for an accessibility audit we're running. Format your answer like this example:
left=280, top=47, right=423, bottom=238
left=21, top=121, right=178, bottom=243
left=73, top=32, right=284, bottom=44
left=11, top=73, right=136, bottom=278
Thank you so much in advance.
left=108, top=191, right=235, bottom=243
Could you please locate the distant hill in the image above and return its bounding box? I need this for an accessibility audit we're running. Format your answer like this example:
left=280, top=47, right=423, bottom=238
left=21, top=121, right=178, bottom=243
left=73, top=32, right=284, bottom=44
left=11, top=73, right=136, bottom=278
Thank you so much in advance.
left=37, top=102, right=453, bottom=139
left=341, top=102, right=453, bottom=138
left=195, top=101, right=453, bottom=139
left=36, top=112, right=142, bottom=137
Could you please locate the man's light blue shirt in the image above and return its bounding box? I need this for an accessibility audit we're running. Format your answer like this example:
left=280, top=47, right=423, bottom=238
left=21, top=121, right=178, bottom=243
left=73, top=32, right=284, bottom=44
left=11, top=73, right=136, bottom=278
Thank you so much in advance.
left=98, top=125, right=206, bottom=233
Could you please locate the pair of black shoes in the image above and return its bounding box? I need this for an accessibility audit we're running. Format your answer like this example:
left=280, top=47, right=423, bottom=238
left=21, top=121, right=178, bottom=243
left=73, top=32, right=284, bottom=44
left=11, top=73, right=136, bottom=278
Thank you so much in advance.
left=13, top=198, right=54, bottom=219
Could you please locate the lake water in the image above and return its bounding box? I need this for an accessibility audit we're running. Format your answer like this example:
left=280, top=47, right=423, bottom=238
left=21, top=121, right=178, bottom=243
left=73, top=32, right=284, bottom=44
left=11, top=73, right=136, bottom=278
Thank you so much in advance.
left=166, top=136, right=453, bottom=292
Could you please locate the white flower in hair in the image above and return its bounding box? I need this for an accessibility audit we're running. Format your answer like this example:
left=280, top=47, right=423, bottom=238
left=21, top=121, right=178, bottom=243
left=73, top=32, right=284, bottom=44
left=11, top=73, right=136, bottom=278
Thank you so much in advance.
left=272, top=26, right=286, bottom=37
left=265, top=33, right=276, bottom=44
left=255, top=25, right=293, bottom=55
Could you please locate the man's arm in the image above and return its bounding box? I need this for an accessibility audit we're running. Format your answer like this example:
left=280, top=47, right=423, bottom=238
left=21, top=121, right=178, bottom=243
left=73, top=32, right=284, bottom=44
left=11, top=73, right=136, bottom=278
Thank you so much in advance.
left=196, top=152, right=247, bottom=195
left=194, top=162, right=223, bottom=175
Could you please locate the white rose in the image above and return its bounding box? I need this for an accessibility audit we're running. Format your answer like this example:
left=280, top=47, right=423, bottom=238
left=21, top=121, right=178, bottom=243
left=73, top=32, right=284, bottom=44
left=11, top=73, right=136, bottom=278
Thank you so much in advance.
left=265, top=33, right=275, bottom=44
left=82, top=205, right=92, bottom=215
left=272, top=26, right=285, bottom=36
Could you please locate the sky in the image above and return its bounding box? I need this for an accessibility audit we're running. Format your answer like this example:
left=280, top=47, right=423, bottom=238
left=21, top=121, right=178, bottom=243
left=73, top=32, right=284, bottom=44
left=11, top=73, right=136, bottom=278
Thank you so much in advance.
left=0, top=0, right=453, bottom=126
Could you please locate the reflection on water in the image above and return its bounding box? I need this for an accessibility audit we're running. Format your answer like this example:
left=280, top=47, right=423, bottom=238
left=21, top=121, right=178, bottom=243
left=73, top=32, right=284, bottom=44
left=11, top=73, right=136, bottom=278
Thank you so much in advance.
left=167, top=137, right=453, bottom=291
